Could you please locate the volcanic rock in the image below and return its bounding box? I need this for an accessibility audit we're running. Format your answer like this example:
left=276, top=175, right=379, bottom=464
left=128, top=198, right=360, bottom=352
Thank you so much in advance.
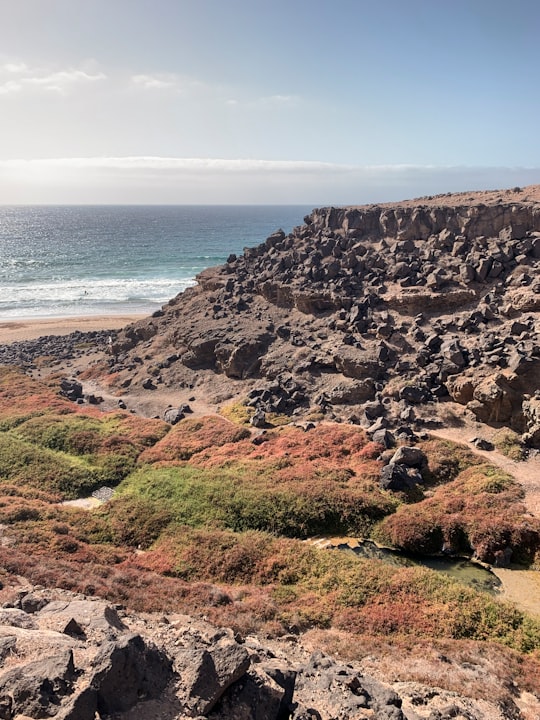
left=8, top=186, right=539, bottom=446
left=0, top=586, right=512, bottom=720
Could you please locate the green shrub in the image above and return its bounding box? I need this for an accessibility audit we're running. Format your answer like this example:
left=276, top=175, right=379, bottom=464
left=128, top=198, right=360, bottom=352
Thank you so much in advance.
left=114, top=463, right=396, bottom=539
left=493, top=429, right=525, bottom=461
left=0, top=434, right=102, bottom=499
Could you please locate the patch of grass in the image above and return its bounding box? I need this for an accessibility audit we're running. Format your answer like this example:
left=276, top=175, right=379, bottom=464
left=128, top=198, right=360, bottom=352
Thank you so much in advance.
left=420, top=437, right=484, bottom=485
left=0, top=434, right=104, bottom=499
left=219, top=399, right=255, bottom=425
left=113, top=456, right=396, bottom=539
left=493, top=429, right=525, bottom=461
left=11, top=408, right=169, bottom=485
left=102, top=495, right=174, bottom=548
left=265, top=412, right=293, bottom=427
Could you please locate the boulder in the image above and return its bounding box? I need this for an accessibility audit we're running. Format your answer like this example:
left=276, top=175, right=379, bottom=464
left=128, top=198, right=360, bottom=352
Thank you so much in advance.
left=399, top=385, right=428, bottom=404
left=468, top=374, right=513, bottom=423
left=175, top=639, right=250, bottom=715
left=522, top=395, right=540, bottom=446
left=80, top=634, right=173, bottom=718
left=446, top=375, right=475, bottom=404
left=59, top=378, right=83, bottom=401
left=251, top=409, right=267, bottom=428
left=334, top=347, right=383, bottom=380
left=469, top=437, right=494, bottom=451
left=372, top=429, right=395, bottom=448
left=380, top=463, right=423, bottom=491
left=0, top=650, right=75, bottom=719
left=163, top=406, right=185, bottom=425
left=208, top=667, right=285, bottom=720
left=390, top=446, right=427, bottom=468
left=37, top=599, right=126, bottom=635
left=328, top=379, right=375, bottom=404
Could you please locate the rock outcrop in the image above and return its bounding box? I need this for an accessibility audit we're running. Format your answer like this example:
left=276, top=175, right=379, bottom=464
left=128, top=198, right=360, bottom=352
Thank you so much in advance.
left=0, top=586, right=521, bottom=719
left=101, top=190, right=540, bottom=445
left=3, top=188, right=539, bottom=447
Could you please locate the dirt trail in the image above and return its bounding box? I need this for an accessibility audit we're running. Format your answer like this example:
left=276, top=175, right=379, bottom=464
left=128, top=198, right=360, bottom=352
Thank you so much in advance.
left=430, top=427, right=540, bottom=519
left=431, top=426, right=540, bottom=617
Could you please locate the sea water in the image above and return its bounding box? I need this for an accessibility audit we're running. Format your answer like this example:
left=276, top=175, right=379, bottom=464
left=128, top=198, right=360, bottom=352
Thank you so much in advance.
left=0, top=205, right=313, bottom=320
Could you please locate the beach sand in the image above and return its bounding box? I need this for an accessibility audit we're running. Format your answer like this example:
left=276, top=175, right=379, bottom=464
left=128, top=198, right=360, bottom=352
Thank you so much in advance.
left=0, top=314, right=146, bottom=343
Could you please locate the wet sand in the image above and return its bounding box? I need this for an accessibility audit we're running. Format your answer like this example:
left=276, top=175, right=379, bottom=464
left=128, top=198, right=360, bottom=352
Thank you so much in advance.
left=0, top=314, right=146, bottom=343
left=492, top=568, right=540, bottom=618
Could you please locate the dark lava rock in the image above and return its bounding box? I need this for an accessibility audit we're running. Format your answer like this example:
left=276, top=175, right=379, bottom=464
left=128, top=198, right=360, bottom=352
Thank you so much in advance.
left=380, top=463, right=423, bottom=491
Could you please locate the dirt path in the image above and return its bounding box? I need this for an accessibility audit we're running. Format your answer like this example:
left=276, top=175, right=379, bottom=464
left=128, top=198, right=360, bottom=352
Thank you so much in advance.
left=430, top=427, right=540, bottom=519
left=80, top=377, right=226, bottom=421
left=431, top=426, right=540, bottom=618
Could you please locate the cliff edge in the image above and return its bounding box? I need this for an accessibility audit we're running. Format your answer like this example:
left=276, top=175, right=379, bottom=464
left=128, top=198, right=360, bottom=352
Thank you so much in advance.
left=104, top=185, right=540, bottom=447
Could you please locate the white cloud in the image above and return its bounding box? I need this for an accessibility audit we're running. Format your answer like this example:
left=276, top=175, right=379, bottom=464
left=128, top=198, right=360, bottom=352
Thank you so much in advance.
left=0, top=156, right=355, bottom=173
left=0, top=63, right=106, bottom=95
left=131, top=73, right=177, bottom=90
left=130, top=72, right=206, bottom=94
left=0, top=156, right=538, bottom=205
left=2, top=62, right=28, bottom=73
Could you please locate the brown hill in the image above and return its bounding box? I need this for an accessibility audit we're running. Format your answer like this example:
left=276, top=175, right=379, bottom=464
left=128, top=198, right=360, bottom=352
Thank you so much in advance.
left=100, top=185, right=540, bottom=448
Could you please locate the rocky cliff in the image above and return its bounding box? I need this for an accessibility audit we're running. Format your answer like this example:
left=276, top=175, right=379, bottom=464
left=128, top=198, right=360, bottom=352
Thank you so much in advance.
left=106, top=187, right=540, bottom=446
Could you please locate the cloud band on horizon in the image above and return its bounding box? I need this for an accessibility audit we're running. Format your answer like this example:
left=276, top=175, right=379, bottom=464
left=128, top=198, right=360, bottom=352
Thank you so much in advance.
left=0, top=157, right=538, bottom=205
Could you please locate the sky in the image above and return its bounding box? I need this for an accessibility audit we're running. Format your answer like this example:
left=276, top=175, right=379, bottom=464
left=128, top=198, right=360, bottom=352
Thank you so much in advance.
left=0, top=0, right=539, bottom=205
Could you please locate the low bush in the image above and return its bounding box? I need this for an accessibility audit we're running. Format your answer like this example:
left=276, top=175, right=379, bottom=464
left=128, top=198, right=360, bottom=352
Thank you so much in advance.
left=0, top=434, right=102, bottom=499
left=493, top=429, right=525, bottom=461
left=139, top=415, right=249, bottom=463
left=114, top=460, right=396, bottom=538
left=376, top=464, right=540, bottom=563
left=419, top=438, right=483, bottom=485
left=128, top=526, right=540, bottom=651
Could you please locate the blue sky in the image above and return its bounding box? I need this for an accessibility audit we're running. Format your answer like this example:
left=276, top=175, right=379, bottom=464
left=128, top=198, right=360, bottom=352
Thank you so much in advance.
left=0, top=0, right=538, bottom=204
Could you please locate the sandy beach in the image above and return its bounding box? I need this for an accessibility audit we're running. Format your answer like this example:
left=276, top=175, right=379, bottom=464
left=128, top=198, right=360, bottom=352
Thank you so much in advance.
left=0, top=314, right=147, bottom=343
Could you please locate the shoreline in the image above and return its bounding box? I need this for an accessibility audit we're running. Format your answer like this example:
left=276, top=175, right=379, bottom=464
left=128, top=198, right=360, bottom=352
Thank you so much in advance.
left=0, top=314, right=147, bottom=343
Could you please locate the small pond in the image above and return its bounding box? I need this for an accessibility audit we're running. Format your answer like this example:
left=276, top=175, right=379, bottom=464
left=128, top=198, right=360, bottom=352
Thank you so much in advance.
left=329, top=540, right=501, bottom=595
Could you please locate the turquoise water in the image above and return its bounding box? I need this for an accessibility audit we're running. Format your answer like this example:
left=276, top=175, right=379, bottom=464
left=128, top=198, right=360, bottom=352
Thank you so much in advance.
left=0, top=205, right=312, bottom=319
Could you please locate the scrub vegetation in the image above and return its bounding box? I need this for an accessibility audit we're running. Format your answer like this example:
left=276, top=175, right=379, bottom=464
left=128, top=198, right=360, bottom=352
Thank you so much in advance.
left=1, top=366, right=540, bottom=684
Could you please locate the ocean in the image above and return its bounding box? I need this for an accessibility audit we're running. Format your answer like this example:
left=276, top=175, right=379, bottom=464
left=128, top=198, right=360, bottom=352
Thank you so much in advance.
left=0, top=205, right=313, bottom=320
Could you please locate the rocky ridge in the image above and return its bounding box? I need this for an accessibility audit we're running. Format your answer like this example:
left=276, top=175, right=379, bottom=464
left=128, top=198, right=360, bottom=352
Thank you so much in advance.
left=102, top=187, right=540, bottom=447
left=0, top=584, right=523, bottom=720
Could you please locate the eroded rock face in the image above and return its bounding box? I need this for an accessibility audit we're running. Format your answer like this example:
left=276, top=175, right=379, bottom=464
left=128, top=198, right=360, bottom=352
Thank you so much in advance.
left=0, top=586, right=519, bottom=720
left=109, top=192, right=540, bottom=443
left=523, top=394, right=540, bottom=446
left=6, top=190, right=537, bottom=446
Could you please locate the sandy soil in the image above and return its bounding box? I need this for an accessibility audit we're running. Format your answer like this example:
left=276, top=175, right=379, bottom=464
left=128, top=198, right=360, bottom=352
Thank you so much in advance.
left=430, top=426, right=540, bottom=519
left=0, top=314, right=146, bottom=343
left=81, top=378, right=226, bottom=419
left=492, top=568, right=540, bottom=618
left=62, top=497, right=103, bottom=509
left=349, top=183, right=540, bottom=209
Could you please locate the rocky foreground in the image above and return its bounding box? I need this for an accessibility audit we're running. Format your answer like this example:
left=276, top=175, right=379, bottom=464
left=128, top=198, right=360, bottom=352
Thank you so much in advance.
left=0, top=584, right=522, bottom=720
left=97, top=186, right=540, bottom=447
